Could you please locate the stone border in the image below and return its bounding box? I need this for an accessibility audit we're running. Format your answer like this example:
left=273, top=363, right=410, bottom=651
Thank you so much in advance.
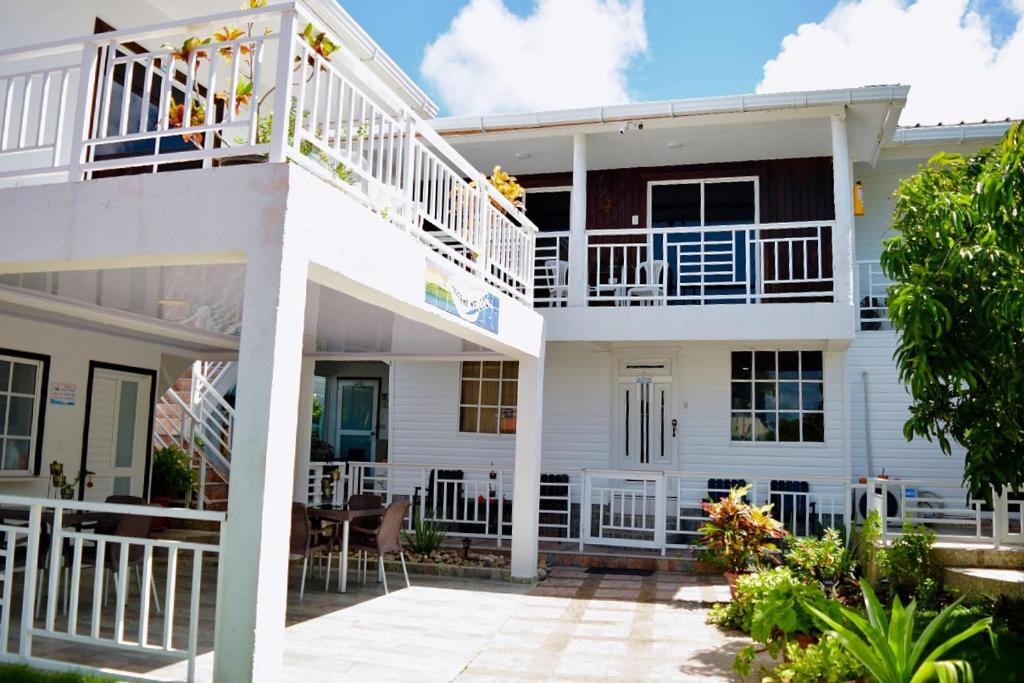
left=382, top=559, right=511, bottom=582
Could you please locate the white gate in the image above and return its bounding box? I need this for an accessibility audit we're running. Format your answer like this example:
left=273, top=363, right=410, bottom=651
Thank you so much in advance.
left=581, top=470, right=666, bottom=550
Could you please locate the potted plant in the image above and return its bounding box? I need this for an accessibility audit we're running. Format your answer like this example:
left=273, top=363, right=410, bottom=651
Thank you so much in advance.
left=471, top=165, right=525, bottom=211
left=697, top=485, right=786, bottom=596
left=150, top=444, right=197, bottom=506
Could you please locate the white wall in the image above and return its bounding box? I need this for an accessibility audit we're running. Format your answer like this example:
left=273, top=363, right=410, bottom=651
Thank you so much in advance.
left=0, top=311, right=171, bottom=497
left=848, top=157, right=968, bottom=482
left=390, top=341, right=848, bottom=478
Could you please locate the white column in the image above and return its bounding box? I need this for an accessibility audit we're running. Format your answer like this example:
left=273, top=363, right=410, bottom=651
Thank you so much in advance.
left=293, top=283, right=320, bottom=503
left=212, top=242, right=308, bottom=682
left=293, top=357, right=316, bottom=503
left=568, top=133, right=588, bottom=307
left=510, top=345, right=546, bottom=579
left=830, top=113, right=855, bottom=309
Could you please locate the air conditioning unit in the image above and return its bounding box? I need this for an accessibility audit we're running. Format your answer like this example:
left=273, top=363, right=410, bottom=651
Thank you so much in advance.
left=852, top=485, right=900, bottom=523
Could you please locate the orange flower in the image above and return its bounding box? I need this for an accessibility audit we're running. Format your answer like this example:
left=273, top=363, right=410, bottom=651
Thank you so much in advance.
left=167, top=101, right=206, bottom=145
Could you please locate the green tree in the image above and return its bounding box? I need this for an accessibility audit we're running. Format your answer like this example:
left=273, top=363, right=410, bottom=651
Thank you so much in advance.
left=881, top=122, right=1024, bottom=494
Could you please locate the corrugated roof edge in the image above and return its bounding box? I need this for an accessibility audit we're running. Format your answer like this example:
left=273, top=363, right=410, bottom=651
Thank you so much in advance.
left=429, top=85, right=910, bottom=134
left=890, top=120, right=1018, bottom=145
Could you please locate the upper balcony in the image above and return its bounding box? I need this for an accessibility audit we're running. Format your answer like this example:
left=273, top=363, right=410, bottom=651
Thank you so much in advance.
left=431, top=84, right=908, bottom=344
left=0, top=1, right=537, bottom=304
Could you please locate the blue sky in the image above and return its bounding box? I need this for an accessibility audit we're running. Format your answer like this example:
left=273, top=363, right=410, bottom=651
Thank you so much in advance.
left=339, top=0, right=1024, bottom=124
left=342, top=1, right=836, bottom=108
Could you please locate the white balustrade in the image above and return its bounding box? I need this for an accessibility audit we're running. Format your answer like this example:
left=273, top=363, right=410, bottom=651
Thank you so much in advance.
left=856, top=259, right=893, bottom=330
left=0, top=496, right=224, bottom=682
left=0, top=2, right=538, bottom=302
left=531, top=222, right=835, bottom=307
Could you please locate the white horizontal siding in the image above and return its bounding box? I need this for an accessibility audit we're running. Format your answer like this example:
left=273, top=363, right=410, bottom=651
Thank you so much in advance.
left=848, top=332, right=966, bottom=482
left=391, top=342, right=849, bottom=480
left=678, top=344, right=847, bottom=479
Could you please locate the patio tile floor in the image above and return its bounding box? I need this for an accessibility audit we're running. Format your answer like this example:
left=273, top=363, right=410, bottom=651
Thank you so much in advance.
left=74, top=563, right=747, bottom=681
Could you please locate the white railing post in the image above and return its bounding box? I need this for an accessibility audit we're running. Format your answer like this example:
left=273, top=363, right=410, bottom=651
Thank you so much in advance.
left=496, top=470, right=504, bottom=548
left=18, top=504, right=42, bottom=657
left=992, top=487, right=1004, bottom=549
left=67, top=43, right=100, bottom=181
left=268, top=10, right=298, bottom=163
left=476, top=187, right=491, bottom=276
left=580, top=471, right=591, bottom=551
left=655, top=474, right=667, bottom=556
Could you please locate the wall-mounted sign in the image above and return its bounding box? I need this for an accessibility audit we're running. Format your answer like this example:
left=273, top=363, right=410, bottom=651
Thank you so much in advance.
left=425, top=259, right=500, bottom=333
left=49, top=382, right=76, bottom=406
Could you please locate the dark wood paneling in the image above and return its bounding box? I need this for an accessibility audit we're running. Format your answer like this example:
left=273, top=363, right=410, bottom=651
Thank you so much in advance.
left=520, top=157, right=835, bottom=228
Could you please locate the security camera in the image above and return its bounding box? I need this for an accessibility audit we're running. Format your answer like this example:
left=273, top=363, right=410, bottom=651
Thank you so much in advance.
left=619, top=123, right=628, bottom=135
left=637, top=121, right=644, bottom=131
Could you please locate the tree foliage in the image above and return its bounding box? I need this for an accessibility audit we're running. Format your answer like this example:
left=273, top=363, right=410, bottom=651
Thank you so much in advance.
left=881, top=122, right=1024, bottom=494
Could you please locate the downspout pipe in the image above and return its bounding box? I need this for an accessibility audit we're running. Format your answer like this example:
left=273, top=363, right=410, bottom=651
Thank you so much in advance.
left=861, top=370, right=874, bottom=477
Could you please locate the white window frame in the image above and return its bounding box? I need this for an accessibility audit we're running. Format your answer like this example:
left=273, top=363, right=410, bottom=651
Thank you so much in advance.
left=0, top=352, right=46, bottom=476
left=729, top=350, right=825, bottom=444
left=458, top=361, right=518, bottom=435
left=646, top=176, right=761, bottom=230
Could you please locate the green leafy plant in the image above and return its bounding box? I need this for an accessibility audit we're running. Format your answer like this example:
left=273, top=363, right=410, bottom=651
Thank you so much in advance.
left=765, top=633, right=867, bottom=683
left=786, top=528, right=859, bottom=601
left=877, top=524, right=940, bottom=606
left=723, top=567, right=842, bottom=674
left=697, top=485, right=786, bottom=574
left=805, top=578, right=994, bottom=683
left=150, top=445, right=197, bottom=500
left=400, top=508, right=448, bottom=556
left=881, top=122, right=1024, bottom=494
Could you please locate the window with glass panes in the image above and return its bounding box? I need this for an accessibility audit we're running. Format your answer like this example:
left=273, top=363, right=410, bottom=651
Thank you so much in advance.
left=0, top=353, right=45, bottom=473
left=730, top=351, right=823, bottom=442
left=459, top=361, right=518, bottom=434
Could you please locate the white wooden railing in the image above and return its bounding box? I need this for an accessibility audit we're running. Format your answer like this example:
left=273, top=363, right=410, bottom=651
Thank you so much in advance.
left=0, top=2, right=537, bottom=302
left=0, top=496, right=225, bottom=682
left=856, top=259, right=892, bottom=331
left=853, top=478, right=1023, bottom=548
left=531, top=222, right=835, bottom=308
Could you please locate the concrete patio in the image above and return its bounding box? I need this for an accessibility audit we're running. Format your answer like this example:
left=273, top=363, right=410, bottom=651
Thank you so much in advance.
left=143, top=566, right=744, bottom=682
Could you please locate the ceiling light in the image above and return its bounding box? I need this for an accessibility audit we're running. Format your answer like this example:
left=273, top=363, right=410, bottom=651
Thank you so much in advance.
left=157, top=297, right=187, bottom=306
left=514, top=152, right=531, bottom=159
left=666, top=141, right=684, bottom=149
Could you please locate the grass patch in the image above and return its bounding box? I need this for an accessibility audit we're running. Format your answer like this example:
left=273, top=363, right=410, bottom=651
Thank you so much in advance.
left=0, top=663, right=120, bottom=683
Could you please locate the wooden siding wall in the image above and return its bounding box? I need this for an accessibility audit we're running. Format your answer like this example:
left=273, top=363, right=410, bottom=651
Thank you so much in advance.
left=520, top=157, right=836, bottom=228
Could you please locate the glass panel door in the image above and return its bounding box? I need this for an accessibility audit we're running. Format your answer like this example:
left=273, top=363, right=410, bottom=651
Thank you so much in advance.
left=336, top=380, right=378, bottom=463
left=617, top=378, right=672, bottom=469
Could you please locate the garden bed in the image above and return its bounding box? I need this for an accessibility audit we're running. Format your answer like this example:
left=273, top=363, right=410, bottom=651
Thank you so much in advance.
left=377, top=550, right=550, bottom=582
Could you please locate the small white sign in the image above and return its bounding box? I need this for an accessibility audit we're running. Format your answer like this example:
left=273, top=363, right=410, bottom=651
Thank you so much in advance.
left=49, top=383, right=77, bottom=406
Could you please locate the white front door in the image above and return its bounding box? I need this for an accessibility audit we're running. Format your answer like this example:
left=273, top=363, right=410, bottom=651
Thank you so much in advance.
left=616, top=377, right=673, bottom=469
left=84, top=368, right=152, bottom=501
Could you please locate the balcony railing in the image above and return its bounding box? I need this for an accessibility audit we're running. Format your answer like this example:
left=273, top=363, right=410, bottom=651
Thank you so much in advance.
left=533, top=222, right=835, bottom=308
left=0, top=2, right=537, bottom=302
left=857, top=259, right=892, bottom=331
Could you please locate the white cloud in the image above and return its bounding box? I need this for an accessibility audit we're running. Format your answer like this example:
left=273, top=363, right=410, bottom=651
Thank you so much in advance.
left=421, top=0, right=647, bottom=115
left=757, top=0, right=1024, bottom=125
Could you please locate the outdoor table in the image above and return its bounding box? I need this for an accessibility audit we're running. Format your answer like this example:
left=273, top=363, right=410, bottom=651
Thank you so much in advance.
left=308, top=506, right=385, bottom=593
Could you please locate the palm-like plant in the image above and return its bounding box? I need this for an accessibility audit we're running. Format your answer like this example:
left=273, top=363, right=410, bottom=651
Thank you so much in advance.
left=805, top=578, right=993, bottom=683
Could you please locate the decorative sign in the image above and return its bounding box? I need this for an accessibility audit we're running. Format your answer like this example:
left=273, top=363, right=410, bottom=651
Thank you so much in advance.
left=425, top=259, right=500, bottom=333
left=49, top=383, right=76, bottom=406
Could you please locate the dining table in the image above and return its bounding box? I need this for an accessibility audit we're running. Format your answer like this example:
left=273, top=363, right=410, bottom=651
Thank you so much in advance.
left=308, top=506, right=385, bottom=593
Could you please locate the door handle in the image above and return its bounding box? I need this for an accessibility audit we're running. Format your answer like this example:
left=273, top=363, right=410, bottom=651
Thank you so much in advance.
left=671, top=419, right=678, bottom=438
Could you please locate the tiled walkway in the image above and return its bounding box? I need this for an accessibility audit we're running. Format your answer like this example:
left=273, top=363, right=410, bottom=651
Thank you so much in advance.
left=147, top=567, right=746, bottom=681
left=456, top=567, right=744, bottom=682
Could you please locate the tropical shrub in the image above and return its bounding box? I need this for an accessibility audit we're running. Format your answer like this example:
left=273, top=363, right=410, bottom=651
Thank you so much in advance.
left=786, top=528, right=859, bottom=600
left=765, top=633, right=866, bottom=683
left=150, top=445, right=196, bottom=500
left=805, top=578, right=993, bottom=683
left=697, top=485, right=786, bottom=573
left=877, top=523, right=940, bottom=606
left=722, top=567, right=842, bottom=674
left=401, top=508, right=447, bottom=556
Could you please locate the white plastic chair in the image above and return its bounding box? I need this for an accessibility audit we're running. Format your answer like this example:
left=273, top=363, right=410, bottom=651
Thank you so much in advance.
left=627, top=259, right=668, bottom=305
left=544, top=259, right=569, bottom=307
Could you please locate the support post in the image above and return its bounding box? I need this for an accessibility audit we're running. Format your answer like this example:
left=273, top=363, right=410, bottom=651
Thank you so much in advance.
left=293, top=357, right=316, bottom=503
left=268, top=10, right=298, bottom=163
left=830, top=113, right=855, bottom=310
left=568, top=133, right=588, bottom=307
left=510, top=345, right=546, bottom=579
left=212, top=242, right=308, bottom=682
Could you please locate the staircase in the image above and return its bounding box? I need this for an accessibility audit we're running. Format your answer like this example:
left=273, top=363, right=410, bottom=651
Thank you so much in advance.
left=153, top=361, right=236, bottom=510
